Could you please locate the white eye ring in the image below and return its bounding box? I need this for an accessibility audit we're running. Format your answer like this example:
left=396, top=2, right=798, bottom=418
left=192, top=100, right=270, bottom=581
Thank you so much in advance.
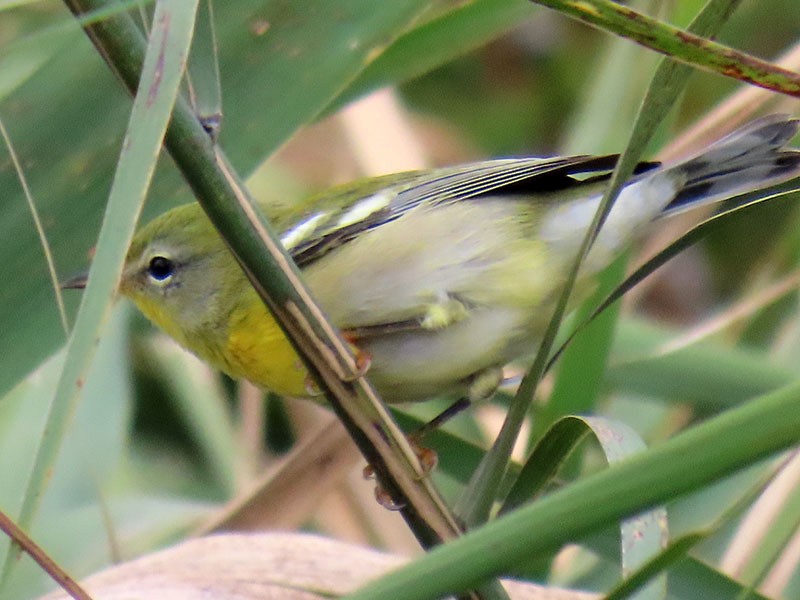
left=146, top=255, right=175, bottom=283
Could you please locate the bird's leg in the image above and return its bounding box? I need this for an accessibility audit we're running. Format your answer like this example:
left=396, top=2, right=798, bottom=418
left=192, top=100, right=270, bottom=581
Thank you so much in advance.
left=411, top=365, right=504, bottom=441
left=362, top=367, right=504, bottom=509
left=409, top=397, right=472, bottom=441
left=401, top=366, right=505, bottom=480
left=302, top=330, right=373, bottom=394
left=340, top=329, right=373, bottom=382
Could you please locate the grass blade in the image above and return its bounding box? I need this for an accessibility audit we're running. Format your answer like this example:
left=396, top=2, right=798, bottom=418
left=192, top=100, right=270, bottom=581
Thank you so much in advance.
left=346, top=379, right=800, bottom=600
left=531, top=0, right=800, bottom=97
left=0, top=0, right=198, bottom=586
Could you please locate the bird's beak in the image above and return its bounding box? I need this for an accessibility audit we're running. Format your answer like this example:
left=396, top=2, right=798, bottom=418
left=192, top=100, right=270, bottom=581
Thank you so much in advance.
left=60, top=272, right=88, bottom=290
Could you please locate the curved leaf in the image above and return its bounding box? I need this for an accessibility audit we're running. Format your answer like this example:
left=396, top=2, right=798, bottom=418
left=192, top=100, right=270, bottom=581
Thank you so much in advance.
left=501, top=416, right=667, bottom=598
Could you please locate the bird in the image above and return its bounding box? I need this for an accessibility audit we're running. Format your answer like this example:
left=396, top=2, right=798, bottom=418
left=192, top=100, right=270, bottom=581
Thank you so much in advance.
left=64, top=115, right=800, bottom=411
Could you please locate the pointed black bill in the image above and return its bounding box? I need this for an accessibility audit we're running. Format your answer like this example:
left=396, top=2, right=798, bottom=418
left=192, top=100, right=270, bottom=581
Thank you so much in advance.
left=60, top=272, right=88, bottom=290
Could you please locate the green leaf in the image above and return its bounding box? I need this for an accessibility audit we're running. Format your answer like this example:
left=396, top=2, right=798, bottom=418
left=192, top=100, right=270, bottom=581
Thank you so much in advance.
left=0, top=0, right=199, bottom=586
left=135, top=336, right=238, bottom=496
left=667, top=558, right=771, bottom=600
left=330, top=0, right=538, bottom=112
left=345, top=379, right=800, bottom=600
left=534, top=0, right=656, bottom=441
left=502, top=416, right=667, bottom=599
left=0, top=305, right=132, bottom=596
left=531, top=0, right=800, bottom=96
left=607, top=320, right=794, bottom=411
left=184, top=0, right=222, bottom=132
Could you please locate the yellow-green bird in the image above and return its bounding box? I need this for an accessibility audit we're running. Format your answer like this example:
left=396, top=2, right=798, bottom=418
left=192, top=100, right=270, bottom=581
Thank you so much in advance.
left=66, top=115, right=800, bottom=406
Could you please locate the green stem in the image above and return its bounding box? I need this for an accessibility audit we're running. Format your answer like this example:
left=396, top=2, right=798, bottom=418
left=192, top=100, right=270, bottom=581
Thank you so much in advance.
left=531, top=0, right=800, bottom=97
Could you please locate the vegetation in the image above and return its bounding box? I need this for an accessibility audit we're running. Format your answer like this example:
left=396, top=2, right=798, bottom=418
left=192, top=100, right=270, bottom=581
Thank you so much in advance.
left=1, top=0, right=799, bottom=598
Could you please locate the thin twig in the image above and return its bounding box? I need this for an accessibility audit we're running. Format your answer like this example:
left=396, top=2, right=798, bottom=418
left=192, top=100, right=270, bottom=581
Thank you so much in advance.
left=0, top=117, right=69, bottom=336
left=0, top=510, right=92, bottom=600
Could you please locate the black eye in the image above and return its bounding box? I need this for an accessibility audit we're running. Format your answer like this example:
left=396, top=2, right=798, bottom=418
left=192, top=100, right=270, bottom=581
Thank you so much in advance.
left=147, top=256, right=174, bottom=282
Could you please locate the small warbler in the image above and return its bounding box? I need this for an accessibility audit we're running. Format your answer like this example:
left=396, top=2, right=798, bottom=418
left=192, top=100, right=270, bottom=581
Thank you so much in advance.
left=65, top=115, right=800, bottom=406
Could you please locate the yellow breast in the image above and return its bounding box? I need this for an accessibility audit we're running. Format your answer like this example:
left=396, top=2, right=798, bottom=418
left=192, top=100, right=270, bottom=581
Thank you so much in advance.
left=133, top=292, right=309, bottom=397
left=224, top=300, right=310, bottom=397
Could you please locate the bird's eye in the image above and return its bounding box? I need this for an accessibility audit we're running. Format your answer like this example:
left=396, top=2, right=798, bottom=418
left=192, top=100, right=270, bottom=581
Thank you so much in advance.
left=147, top=256, right=175, bottom=282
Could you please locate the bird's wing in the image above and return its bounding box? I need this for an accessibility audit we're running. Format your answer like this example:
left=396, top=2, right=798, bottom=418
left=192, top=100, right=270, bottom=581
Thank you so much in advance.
left=285, top=154, right=631, bottom=267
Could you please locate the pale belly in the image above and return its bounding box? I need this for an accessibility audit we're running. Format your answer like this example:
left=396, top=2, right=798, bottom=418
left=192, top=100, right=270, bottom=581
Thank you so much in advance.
left=226, top=301, right=533, bottom=403
left=357, top=306, right=533, bottom=403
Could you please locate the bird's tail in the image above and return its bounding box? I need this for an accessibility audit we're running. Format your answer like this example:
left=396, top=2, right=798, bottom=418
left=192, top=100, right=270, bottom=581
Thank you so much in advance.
left=569, top=115, right=800, bottom=276
left=662, top=114, right=800, bottom=215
